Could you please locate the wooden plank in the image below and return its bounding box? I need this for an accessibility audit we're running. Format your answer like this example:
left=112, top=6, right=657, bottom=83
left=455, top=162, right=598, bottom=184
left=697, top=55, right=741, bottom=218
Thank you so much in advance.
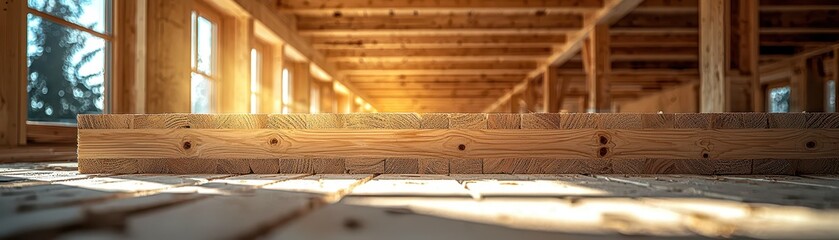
left=487, top=114, right=520, bottom=129
left=419, top=113, right=449, bottom=129
left=77, top=114, right=134, bottom=129
left=345, top=158, right=385, bottom=174
left=449, top=113, right=487, bottom=129
left=0, top=0, right=25, bottom=146
left=521, top=113, right=562, bottom=129
left=699, top=0, right=727, bottom=112
left=461, top=174, right=684, bottom=198
left=133, top=114, right=190, bottom=129
left=450, top=159, right=482, bottom=174
left=348, top=174, right=471, bottom=197
left=483, top=158, right=610, bottom=174
left=267, top=114, right=308, bottom=129
left=418, top=158, right=449, bottom=174
left=78, top=128, right=839, bottom=164
left=383, top=158, right=419, bottom=174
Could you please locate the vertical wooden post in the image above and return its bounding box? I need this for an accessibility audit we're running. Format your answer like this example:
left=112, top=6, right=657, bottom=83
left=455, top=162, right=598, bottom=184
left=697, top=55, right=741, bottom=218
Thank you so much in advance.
left=543, top=67, right=559, bottom=113
left=738, top=0, right=762, bottom=112
left=522, top=80, right=534, bottom=112
left=0, top=0, right=26, bottom=146
left=700, top=0, right=727, bottom=113
left=146, top=0, right=192, bottom=113
left=510, top=93, right=521, bottom=113
left=292, top=62, right=311, bottom=113
left=271, top=44, right=285, bottom=113
left=583, top=25, right=611, bottom=113
left=220, top=16, right=252, bottom=113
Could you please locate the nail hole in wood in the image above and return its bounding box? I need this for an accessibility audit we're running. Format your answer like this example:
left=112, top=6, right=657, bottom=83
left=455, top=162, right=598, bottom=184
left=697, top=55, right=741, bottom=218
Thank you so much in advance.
left=182, top=141, right=192, bottom=150
left=458, top=144, right=466, bottom=151
left=598, top=147, right=608, bottom=157
left=806, top=141, right=816, bottom=149
left=599, top=136, right=608, bottom=145
left=270, top=138, right=279, bottom=145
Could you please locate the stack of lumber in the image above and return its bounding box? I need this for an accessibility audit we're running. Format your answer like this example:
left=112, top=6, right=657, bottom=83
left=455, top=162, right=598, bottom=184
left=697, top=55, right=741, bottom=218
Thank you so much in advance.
left=77, top=113, right=839, bottom=174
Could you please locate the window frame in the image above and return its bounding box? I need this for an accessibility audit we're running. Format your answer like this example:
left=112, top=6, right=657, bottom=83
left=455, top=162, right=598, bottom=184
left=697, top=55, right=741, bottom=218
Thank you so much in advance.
left=190, top=2, right=222, bottom=113
left=25, top=0, right=116, bottom=125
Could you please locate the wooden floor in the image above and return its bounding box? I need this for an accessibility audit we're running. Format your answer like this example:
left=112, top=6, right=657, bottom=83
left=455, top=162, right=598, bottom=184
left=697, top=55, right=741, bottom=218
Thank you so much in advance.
left=2, top=162, right=839, bottom=239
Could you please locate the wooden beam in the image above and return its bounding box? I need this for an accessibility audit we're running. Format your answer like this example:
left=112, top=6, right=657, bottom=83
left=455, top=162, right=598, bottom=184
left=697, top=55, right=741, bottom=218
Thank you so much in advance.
left=0, top=0, right=26, bottom=146
left=327, top=56, right=546, bottom=63
left=298, top=28, right=577, bottom=37
left=220, top=16, right=253, bottom=113
left=543, top=67, right=559, bottom=113
left=482, top=0, right=642, bottom=112
left=340, top=69, right=531, bottom=76
left=77, top=113, right=839, bottom=174
left=700, top=0, right=727, bottom=112
left=146, top=0, right=192, bottom=113
left=297, top=15, right=583, bottom=31
left=583, top=25, right=611, bottom=113
left=278, top=0, right=603, bottom=16
left=738, top=0, right=762, bottom=112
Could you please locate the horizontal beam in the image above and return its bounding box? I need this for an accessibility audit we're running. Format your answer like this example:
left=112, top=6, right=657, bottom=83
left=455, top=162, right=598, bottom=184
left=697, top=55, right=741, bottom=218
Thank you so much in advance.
left=327, top=56, right=546, bottom=62
left=77, top=113, right=839, bottom=174
left=340, top=69, right=531, bottom=76
left=299, top=28, right=576, bottom=37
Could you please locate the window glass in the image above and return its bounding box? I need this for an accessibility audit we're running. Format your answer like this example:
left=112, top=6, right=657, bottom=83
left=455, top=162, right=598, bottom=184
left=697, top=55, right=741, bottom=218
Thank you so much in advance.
left=827, top=80, right=835, bottom=113
left=250, top=49, right=260, bottom=113
left=28, top=0, right=110, bottom=34
left=191, top=73, right=212, bottom=113
left=768, top=86, right=790, bottom=113
left=282, top=68, right=291, bottom=113
left=190, top=12, right=217, bottom=113
left=27, top=12, right=107, bottom=123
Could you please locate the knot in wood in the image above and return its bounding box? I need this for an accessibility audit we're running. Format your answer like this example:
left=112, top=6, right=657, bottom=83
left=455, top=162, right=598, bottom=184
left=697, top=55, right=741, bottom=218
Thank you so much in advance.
left=806, top=141, right=817, bottom=149
left=270, top=138, right=279, bottom=145
left=598, top=147, right=608, bottom=157
left=182, top=141, right=192, bottom=150
left=458, top=144, right=466, bottom=151
left=599, top=135, right=609, bottom=145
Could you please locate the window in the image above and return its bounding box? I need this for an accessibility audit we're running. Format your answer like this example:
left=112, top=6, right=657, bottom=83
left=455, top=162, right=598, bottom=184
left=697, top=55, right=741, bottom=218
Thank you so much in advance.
left=281, top=68, right=291, bottom=114
left=827, top=80, right=836, bottom=113
left=250, top=48, right=260, bottom=113
left=190, top=8, right=219, bottom=113
left=310, top=84, right=320, bottom=113
left=26, top=0, right=112, bottom=123
left=768, top=86, right=790, bottom=113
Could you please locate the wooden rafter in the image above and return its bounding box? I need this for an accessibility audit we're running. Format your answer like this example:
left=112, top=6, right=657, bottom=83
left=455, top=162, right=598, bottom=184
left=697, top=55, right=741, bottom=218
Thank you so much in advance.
left=483, top=0, right=642, bottom=112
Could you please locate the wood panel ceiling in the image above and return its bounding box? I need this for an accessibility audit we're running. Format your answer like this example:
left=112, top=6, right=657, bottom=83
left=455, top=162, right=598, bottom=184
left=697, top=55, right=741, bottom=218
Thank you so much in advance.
left=277, top=0, right=839, bottom=112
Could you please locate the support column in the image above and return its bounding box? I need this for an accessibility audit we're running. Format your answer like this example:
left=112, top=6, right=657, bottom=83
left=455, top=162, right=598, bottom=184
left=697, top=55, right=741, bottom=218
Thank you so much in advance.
left=292, top=62, right=311, bottom=113
left=834, top=48, right=839, bottom=112
left=543, top=67, right=559, bottom=113
left=146, top=0, right=192, bottom=113
left=0, top=0, right=26, bottom=146
left=583, top=25, right=611, bottom=113
left=700, top=0, right=727, bottom=112
left=738, top=0, right=761, bottom=112
left=220, top=16, right=252, bottom=113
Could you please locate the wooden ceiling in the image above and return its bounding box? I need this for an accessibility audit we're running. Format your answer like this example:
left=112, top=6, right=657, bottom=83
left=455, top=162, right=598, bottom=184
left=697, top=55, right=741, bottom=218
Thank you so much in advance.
left=277, top=0, right=839, bottom=112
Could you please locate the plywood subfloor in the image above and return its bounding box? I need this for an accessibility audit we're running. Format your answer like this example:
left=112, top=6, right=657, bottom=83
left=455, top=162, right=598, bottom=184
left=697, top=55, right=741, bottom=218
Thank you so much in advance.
left=2, top=161, right=839, bottom=239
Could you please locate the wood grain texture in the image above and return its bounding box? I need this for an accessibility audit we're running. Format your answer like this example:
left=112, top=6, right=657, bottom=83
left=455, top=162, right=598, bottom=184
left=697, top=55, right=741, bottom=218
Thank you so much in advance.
left=217, top=159, right=252, bottom=174
left=187, top=114, right=267, bottom=129
left=797, top=159, right=839, bottom=174
left=248, top=159, right=280, bottom=174
left=640, top=113, right=675, bottom=129
left=308, top=114, right=345, bottom=129
left=386, top=113, right=421, bottom=129
left=484, top=158, right=610, bottom=174
left=278, top=159, right=312, bottom=173
left=77, top=159, right=137, bottom=174
left=753, top=159, right=796, bottom=175
left=77, top=114, right=134, bottom=129
left=597, top=113, right=642, bottom=129
left=133, top=114, right=190, bottom=129
left=450, top=159, right=482, bottom=174
left=345, top=158, right=385, bottom=174
left=267, top=114, right=308, bottom=129
left=807, top=113, right=839, bottom=128
left=419, top=113, right=449, bottom=129
left=449, top=113, right=487, bottom=129
left=520, top=113, right=561, bottom=129
left=487, top=114, right=520, bottom=129
left=769, top=113, right=807, bottom=128
left=418, top=158, right=449, bottom=174
left=78, top=128, right=839, bottom=162
left=675, top=113, right=712, bottom=129
left=560, top=113, right=596, bottom=129
left=344, top=113, right=388, bottom=129
left=384, top=158, right=419, bottom=174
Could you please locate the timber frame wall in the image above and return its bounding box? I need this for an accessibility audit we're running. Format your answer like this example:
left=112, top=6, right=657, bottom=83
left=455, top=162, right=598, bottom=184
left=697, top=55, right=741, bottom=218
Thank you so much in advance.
left=77, top=113, right=839, bottom=175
